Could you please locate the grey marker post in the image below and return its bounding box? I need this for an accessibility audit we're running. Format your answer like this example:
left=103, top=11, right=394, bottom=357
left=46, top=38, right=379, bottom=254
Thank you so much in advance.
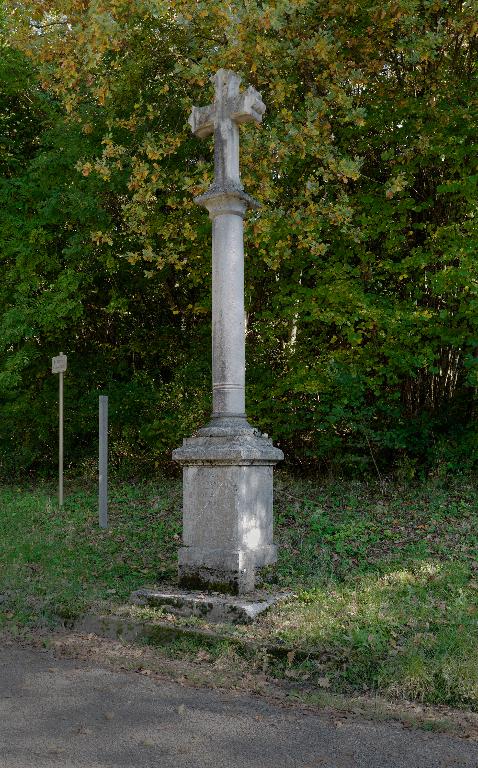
left=99, top=395, right=108, bottom=528
left=51, top=352, right=67, bottom=507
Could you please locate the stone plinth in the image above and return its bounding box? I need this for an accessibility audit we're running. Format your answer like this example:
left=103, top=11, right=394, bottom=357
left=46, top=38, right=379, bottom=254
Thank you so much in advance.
left=173, top=424, right=283, bottom=595
left=131, top=587, right=289, bottom=624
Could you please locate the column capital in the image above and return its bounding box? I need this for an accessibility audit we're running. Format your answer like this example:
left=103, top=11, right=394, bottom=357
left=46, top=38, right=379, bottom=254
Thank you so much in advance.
left=194, top=187, right=259, bottom=219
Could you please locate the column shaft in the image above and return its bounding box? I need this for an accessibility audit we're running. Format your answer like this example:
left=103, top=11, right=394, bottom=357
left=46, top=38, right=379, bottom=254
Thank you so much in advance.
left=211, top=209, right=245, bottom=418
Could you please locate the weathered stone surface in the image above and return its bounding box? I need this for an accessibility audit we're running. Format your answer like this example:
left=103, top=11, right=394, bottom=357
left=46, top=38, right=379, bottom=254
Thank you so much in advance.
left=187, top=72, right=267, bottom=423
left=171, top=69, right=282, bottom=595
left=173, top=429, right=283, bottom=594
left=195, top=185, right=259, bottom=210
left=130, top=587, right=289, bottom=623
left=189, top=70, right=265, bottom=195
left=173, top=428, right=283, bottom=464
left=178, top=548, right=261, bottom=595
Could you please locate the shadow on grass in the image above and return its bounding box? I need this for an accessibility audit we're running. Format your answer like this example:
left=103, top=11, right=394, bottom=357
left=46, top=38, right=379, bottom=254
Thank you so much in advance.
left=2, top=474, right=478, bottom=709
left=264, top=559, right=478, bottom=708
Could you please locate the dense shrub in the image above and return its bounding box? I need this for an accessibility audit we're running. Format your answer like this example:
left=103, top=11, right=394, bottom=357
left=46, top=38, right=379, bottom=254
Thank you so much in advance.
left=0, top=1, right=477, bottom=476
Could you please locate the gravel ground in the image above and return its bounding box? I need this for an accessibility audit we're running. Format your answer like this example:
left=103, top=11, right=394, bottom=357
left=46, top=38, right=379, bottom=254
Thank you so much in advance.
left=1, top=641, right=478, bottom=767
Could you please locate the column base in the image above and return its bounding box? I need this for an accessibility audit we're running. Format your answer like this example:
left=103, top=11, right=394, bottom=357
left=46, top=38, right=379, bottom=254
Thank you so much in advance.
left=178, top=545, right=277, bottom=595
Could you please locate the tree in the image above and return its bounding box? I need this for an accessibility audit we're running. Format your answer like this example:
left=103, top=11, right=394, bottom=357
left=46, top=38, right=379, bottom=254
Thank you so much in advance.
left=1, top=0, right=477, bottom=475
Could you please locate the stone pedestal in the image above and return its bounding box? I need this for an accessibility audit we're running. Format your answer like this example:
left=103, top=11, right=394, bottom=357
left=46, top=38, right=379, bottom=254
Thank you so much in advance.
left=173, top=424, right=283, bottom=594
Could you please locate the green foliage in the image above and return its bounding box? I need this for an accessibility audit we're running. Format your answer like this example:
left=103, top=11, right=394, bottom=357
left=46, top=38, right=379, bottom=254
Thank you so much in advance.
left=0, top=1, right=477, bottom=474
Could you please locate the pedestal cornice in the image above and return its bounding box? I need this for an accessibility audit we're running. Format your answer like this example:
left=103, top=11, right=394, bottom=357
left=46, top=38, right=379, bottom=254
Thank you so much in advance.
left=172, top=429, right=284, bottom=466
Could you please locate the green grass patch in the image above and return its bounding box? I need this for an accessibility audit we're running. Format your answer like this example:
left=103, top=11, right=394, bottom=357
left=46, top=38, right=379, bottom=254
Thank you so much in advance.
left=0, top=479, right=181, bottom=625
left=1, top=473, right=478, bottom=709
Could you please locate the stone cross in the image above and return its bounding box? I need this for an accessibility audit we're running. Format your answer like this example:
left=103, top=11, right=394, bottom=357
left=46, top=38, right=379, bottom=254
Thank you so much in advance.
left=189, top=69, right=266, bottom=194
left=173, top=70, right=283, bottom=595
left=189, top=69, right=265, bottom=423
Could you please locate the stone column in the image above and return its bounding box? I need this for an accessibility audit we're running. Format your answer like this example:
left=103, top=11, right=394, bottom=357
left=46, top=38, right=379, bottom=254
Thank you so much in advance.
left=210, top=194, right=247, bottom=422
left=173, top=70, right=283, bottom=595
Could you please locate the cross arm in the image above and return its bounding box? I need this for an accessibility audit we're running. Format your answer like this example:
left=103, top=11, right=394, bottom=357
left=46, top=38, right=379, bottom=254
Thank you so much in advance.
left=230, top=86, right=266, bottom=126
left=189, top=103, right=215, bottom=138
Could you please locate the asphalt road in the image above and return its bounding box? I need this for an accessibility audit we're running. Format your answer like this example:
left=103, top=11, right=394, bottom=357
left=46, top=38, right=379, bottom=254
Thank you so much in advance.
left=1, top=644, right=477, bottom=768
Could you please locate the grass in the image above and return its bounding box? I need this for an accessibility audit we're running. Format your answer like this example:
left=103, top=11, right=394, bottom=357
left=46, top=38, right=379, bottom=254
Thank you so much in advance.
left=0, top=479, right=181, bottom=624
left=1, top=472, right=478, bottom=710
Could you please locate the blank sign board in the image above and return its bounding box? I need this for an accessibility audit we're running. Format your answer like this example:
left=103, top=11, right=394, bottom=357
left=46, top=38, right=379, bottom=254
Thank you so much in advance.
left=52, top=354, right=67, bottom=374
